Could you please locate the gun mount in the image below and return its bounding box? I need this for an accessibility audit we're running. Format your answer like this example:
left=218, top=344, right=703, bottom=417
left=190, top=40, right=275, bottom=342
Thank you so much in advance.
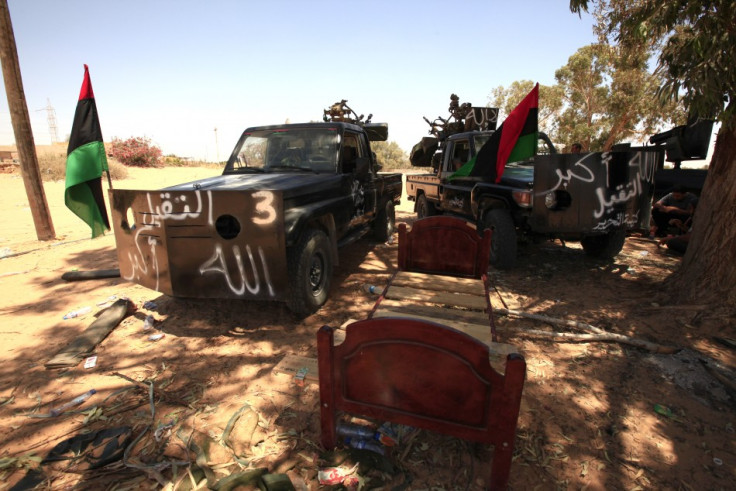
left=322, top=99, right=388, bottom=142
left=410, top=94, right=499, bottom=167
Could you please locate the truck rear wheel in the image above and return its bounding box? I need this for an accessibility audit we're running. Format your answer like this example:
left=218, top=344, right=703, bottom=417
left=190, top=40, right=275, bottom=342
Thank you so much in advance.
left=374, top=200, right=395, bottom=242
left=581, top=230, right=626, bottom=259
left=286, top=229, right=332, bottom=316
left=416, top=194, right=436, bottom=219
left=483, top=209, right=517, bottom=269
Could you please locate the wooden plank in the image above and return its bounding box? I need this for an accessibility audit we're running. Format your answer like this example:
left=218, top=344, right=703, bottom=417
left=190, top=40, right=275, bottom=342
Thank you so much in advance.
left=385, top=285, right=487, bottom=311
left=45, top=299, right=132, bottom=369
left=62, top=269, right=121, bottom=281
left=373, top=306, right=517, bottom=355
left=393, top=271, right=484, bottom=296
left=374, top=307, right=491, bottom=342
left=377, top=299, right=491, bottom=325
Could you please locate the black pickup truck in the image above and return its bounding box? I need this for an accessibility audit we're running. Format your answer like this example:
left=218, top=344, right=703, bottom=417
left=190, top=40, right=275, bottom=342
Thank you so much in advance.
left=406, top=129, right=662, bottom=268
left=110, top=117, right=402, bottom=316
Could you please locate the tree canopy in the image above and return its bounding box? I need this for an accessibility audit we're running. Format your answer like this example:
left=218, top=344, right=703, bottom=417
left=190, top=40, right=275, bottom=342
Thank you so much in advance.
left=371, top=140, right=409, bottom=170
left=490, top=42, right=684, bottom=152
left=570, top=0, right=735, bottom=127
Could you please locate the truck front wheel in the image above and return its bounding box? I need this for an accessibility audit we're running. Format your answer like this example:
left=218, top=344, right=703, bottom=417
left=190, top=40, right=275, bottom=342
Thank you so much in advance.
left=286, top=229, right=333, bottom=316
left=483, top=209, right=518, bottom=269
left=416, top=194, right=436, bottom=219
left=374, top=200, right=395, bottom=242
left=580, top=230, right=626, bottom=259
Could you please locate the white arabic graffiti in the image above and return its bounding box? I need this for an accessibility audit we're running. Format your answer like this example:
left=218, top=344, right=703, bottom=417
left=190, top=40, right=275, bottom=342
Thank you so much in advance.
left=449, top=196, right=464, bottom=209
left=594, top=180, right=642, bottom=218
left=540, top=154, right=595, bottom=195
left=593, top=151, right=658, bottom=219
left=351, top=179, right=365, bottom=218
left=592, top=211, right=641, bottom=232
left=143, top=190, right=208, bottom=224
left=122, top=234, right=161, bottom=292
left=198, top=243, right=275, bottom=297
left=120, top=189, right=277, bottom=298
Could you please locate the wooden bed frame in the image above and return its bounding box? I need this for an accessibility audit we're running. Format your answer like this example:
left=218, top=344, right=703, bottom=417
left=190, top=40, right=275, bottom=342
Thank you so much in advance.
left=318, top=317, right=526, bottom=490
left=397, top=215, right=491, bottom=279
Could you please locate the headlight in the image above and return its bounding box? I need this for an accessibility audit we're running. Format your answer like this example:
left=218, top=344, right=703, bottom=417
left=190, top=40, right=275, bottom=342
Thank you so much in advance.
left=545, top=192, right=557, bottom=209
left=512, top=190, right=532, bottom=208
left=544, top=190, right=572, bottom=210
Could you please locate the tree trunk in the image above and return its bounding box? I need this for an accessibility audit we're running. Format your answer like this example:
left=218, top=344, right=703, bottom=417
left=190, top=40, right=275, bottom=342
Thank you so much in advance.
left=668, top=120, right=736, bottom=309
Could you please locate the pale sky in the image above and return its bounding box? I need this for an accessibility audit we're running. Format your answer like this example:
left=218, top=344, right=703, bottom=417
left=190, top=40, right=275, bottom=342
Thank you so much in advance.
left=0, top=0, right=599, bottom=161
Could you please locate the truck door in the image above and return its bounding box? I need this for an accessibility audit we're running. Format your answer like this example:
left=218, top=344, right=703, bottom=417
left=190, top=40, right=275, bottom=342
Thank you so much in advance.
left=439, top=138, right=473, bottom=215
left=341, top=131, right=374, bottom=228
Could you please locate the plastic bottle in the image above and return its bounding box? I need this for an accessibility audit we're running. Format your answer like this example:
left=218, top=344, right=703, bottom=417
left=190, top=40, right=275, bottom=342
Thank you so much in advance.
left=337, top=422, right=380, bottom=440
left=50, top=389, right=96, bottom=416
left=344, top=437, right=385, bottom=455
left=63, top=306, right=92, bottom=320
left=143, top=315, right=155, bottom=331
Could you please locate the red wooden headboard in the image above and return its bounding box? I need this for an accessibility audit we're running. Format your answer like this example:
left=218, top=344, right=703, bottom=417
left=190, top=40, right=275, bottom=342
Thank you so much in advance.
left=318, top=317, right=526, bottom=489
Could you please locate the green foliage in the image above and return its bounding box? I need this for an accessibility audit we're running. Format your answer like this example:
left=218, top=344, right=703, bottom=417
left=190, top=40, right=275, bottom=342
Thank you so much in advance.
left=372, top=141, right=410, bottom=170
left=109, top=137, right=163, bottom=167
left=490, top=41, right=685, bottom=151
left=570, top=0, right=736, bottom=129
left=38, top=151, right=127, bottom=182
left=162, top=154, right=221, bottom=169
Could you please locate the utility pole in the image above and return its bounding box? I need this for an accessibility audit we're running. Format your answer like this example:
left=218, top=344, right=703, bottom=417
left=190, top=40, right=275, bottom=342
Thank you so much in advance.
left=214, top=127, right=219, bottom=162
left=35, top=98, right=59, bottom=143
left=43, top=98, right=58, bottom=143
left=0, top=0, right=55, bottom=240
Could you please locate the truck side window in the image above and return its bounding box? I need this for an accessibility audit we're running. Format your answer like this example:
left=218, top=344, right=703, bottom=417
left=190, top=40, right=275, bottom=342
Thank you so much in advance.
left=446, top=140, right=470, bottom=172
left=341, top=133, right=361, bottom=173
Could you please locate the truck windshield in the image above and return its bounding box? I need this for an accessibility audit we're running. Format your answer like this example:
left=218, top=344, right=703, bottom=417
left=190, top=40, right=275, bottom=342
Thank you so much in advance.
left=225, top=128, right=339, bottom=174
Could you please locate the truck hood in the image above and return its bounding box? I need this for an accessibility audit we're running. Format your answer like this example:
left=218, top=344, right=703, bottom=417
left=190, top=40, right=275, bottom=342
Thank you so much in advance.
left=498, top=164, right=534, bottom=187
left=163, top=172, right=341, bottom=196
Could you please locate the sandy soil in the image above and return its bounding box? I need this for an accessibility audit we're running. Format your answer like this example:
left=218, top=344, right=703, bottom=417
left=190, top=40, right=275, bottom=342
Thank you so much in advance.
left=0, top=166, right=734, bottom=490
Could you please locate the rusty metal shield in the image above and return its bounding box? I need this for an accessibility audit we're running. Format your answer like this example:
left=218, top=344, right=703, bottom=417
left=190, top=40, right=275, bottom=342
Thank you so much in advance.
left=110, top=188, right=288, bottom=301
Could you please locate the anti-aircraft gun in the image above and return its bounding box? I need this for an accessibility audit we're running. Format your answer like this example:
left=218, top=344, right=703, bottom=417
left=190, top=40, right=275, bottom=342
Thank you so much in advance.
left=322, top=99, right=389, bottom=143
left=409, top=94, right=499, bottom=167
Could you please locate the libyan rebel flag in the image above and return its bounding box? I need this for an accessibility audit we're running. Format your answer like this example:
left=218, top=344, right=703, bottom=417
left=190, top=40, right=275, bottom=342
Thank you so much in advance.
left=451, top=83, right=538, bottom=183
left=64, top=64, right=110, bottom=238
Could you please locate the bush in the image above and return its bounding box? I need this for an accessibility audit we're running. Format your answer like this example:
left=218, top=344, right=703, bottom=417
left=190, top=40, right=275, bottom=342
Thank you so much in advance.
left=38, top=151, right=127, bottom=182
left=372, top=141, right=411, bottom=170
left=109, top=137, right=162, bottom=167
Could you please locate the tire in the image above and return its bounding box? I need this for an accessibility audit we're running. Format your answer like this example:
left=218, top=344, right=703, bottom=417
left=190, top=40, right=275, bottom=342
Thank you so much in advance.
left=416, top=194, right=436, bottom=219
left=286, top=229, right=333, bottom=316
left=374, top=200, right=395, bottom=242
left=580, top=229, right=626, bottom=259
left=482, top=209, right=518, bottom=269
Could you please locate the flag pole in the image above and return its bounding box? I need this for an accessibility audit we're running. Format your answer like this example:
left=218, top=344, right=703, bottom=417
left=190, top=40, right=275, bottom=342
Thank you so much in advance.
left=105, top=169, right=113, bottom=189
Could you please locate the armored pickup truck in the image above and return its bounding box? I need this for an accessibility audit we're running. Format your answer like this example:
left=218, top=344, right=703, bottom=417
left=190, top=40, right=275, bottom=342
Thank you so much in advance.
left=110, top=107, right=402, bottom=316
left=406, top=98, right=663, bottom=268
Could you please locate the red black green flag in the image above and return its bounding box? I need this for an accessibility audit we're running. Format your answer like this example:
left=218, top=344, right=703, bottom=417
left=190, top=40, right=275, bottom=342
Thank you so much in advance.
left=451, top=83, right=538, bottom=182
left=65, top=64, right=110, bottom=238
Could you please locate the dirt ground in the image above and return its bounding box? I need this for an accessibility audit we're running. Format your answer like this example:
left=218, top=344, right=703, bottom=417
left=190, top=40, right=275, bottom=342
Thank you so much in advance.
left=0, top=166, right=734, bottom=490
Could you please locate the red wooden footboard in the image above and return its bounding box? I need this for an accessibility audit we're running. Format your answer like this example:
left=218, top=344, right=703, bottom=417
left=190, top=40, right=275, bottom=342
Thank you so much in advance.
left=318, top=317, right=526, bottom=490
